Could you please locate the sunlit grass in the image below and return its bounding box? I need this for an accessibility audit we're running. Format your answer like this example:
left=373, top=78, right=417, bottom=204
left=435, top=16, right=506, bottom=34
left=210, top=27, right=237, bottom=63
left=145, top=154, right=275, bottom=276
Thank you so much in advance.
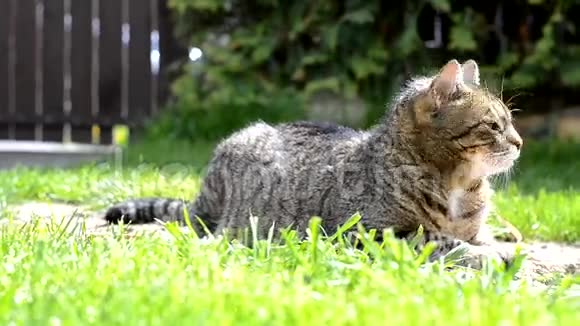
left=0, top=138, right=578, bottom=325
left=0, top=214, right=577, bottom=325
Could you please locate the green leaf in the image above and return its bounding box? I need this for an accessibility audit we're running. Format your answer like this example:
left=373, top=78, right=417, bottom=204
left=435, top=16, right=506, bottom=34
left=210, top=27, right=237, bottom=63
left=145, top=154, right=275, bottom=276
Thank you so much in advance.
left=169, top=0, right=222, bottom=12
left=288, top=2, right=309, bottom=40
left=304, top=77, right=341, bottom=97
left=509, top=69, right=539, bottom=88
left=343, top=79, right=358, bottom=99
left=322, top=24, right=340, bottom=51
left=326, top=213, right=362, bottom=243
left=251, top=41, right=276, bottom=64
left=256, top=0, right=279, bottom=6
left=301, top=52, right=329, bottom=66
left=368, top=42, right=389, bottom=61
left=535, top=33, right=555, bottom=55
left=449, top=25, right=477, bottom=51
left=349, top=55, right=384, bottom=80
left=342, top=8, right=374, bottom=24
left=205, top=46, right=245, bottom=72
left=396, top=22, right=420, bottom=57
left=365, top=40, right=389, bottom=83
left=307, top=216, right=322, bottom=264
left=291, top=68, right=306, bottom=81
left=560, top=61, right=580, bottom=86
left=497, top=52, right=519, bottom=70
left=429, top=0, right=451, bottom=12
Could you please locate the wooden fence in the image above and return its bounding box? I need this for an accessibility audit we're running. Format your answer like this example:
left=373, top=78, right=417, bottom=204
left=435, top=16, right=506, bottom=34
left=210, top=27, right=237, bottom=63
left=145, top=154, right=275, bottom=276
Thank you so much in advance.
left=0, top=0, right=181, bottom=144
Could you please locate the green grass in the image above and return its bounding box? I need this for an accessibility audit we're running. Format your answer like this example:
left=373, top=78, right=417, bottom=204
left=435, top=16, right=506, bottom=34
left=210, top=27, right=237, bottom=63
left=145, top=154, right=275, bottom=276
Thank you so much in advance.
left=0, top=217, right=577, bottom=325
left=0, top=139, right=214, bottom=210
left=0, top=138, right=579, bottom=325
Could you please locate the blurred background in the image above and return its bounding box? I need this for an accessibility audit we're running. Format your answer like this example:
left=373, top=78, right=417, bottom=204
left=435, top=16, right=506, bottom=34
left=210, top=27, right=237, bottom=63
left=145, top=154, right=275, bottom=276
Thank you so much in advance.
left=1, top=0, right=580, bottom=149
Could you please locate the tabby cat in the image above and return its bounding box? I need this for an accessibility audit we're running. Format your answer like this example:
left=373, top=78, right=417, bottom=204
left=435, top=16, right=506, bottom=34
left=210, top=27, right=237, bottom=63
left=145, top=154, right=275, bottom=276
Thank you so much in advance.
left=105, top=59, right=523, bottom=268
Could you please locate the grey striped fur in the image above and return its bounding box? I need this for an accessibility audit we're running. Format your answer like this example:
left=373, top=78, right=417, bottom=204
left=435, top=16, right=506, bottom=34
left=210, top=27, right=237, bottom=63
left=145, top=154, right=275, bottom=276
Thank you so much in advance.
left=105, top=59, right=523, bottom=268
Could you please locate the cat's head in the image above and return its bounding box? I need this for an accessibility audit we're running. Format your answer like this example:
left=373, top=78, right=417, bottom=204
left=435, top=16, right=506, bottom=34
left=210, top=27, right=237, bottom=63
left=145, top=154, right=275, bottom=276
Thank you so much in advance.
left=401, top=59, right=523, bottom=178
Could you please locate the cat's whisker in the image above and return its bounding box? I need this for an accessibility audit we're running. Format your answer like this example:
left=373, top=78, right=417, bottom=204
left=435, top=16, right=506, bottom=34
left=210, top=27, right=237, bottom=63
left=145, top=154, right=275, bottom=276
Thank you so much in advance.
left=502, top=170, right=511, bottom=189
left=500, top=76, right=505, bottom=101
left=503, top=172, right=507, bottom=189
left=488, top=151, right=511, bottom=158
left=505, top=92, right=525, bottom=109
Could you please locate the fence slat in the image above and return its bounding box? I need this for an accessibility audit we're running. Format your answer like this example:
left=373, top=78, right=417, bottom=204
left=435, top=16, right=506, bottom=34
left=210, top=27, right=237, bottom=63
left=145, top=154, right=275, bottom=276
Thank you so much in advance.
left=14, top=0, right=37, bottom=140
left=157, top=2, right=186, bottom=107
left=128, top=0, right=152, bottom=128
left=69, top=0, right=92, bottom=143
left=0, top=1, right=10, bottom=139
left=42, top=0, right=64, bottom=141
left=150, top=0, right=159, bottom=116
left=0, top=0, right=175, bottom=144
left=90, top=0, right=100, bottom=144
left=34, top=0, right=45, bottom=141
left=98, top=0, right=123, bottom=144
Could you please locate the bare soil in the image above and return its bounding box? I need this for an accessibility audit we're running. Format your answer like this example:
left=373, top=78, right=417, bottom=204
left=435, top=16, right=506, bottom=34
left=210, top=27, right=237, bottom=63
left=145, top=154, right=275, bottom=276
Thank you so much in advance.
left=4, top=201, right=579, bottom=283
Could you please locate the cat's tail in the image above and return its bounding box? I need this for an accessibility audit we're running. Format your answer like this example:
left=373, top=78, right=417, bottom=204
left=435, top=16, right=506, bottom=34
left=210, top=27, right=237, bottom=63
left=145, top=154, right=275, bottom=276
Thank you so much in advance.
left=104, top=198, right=191, bottom=225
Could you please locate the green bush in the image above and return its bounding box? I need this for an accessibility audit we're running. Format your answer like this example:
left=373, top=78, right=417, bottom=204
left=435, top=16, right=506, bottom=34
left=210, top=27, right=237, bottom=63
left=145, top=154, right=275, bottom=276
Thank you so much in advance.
left=153, top=0, right=580, bottom=141
left=148, top=63, right=305, bottom=141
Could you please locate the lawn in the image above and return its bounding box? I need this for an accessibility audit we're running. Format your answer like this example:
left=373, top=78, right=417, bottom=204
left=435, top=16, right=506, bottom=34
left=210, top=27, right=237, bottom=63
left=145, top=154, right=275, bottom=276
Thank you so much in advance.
left=0, top=139, right=578, bottom=325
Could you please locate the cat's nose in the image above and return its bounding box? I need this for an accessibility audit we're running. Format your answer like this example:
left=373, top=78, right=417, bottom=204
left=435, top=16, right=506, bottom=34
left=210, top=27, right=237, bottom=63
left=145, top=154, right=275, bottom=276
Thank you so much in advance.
left=515, top=139, right=522, bottom=150
left=507, top=127, right=523, bottom=150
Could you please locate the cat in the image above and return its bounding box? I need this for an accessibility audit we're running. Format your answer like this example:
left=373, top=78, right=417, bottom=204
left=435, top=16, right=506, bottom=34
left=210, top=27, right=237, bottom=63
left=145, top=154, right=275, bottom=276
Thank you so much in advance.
left=105, top=59, right=523, bottom=268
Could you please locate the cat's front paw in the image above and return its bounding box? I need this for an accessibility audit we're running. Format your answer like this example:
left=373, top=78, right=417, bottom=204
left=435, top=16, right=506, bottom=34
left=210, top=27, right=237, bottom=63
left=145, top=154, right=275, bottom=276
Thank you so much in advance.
left=455, top=243, right=515, bottom=269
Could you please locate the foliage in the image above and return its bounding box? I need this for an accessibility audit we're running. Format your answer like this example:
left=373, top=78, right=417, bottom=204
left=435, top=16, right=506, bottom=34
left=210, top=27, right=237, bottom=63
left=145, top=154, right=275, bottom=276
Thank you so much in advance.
left=147, top=63, right=306, bottom=141
left=155, top=0, right=580, bottom=140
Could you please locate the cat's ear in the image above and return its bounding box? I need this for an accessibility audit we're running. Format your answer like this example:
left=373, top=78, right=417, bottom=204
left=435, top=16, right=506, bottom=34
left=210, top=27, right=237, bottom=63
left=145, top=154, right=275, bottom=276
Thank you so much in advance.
left=462, top=59, right=480, bottom=86
left=429, top=59, right=463, bottom=107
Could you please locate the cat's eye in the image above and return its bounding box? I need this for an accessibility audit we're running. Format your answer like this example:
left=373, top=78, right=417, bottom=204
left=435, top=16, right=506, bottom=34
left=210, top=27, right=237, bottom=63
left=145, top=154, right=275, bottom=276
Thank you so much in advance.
left=489, top=122, right=501, bottom=131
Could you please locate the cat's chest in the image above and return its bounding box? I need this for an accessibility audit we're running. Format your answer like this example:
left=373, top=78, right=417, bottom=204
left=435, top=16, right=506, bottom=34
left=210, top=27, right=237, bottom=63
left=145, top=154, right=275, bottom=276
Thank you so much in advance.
left=446, top=181, right=492, bottom=221
left=428, top=181, right=492, bottom=240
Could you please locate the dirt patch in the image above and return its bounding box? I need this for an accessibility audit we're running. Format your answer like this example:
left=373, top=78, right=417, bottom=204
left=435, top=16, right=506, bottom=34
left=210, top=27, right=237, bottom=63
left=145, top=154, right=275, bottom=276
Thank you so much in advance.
left=503, top=241, right=579, bottom=283
left=3, top=201, right=579, bottom=282
left=2, top=201, right=171, bottom=238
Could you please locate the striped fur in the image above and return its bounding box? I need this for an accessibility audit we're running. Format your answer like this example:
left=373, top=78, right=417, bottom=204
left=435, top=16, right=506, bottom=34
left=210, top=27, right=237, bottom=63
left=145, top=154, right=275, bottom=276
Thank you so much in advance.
left=105, top=198, right=186, bottom=224
left=105, top=59, right=523, bottom=268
